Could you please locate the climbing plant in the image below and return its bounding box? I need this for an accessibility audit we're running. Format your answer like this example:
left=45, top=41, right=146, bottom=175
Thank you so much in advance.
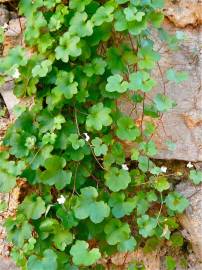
left=0, top=0, right=199, bottom=269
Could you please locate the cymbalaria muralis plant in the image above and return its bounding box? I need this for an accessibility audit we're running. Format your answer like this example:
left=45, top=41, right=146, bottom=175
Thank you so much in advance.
left=0, top=0, right=200, bottom=269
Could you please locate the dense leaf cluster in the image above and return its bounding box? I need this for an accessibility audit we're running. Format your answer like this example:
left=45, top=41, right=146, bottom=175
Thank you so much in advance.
left=0, top=0, right=198, bottom=269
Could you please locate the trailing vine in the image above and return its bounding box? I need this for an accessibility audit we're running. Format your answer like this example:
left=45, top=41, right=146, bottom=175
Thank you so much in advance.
left=0, top=0, right=201, bottom=269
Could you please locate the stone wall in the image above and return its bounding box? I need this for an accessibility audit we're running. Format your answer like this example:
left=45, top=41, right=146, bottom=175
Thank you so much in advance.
left=120, top=0, right=202, bottom=162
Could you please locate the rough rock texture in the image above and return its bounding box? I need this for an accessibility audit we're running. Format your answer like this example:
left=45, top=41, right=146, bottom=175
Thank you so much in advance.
left=120, top=0, right=202, bottom=162
left=151, top=22, right=202, bottom=162
left=0, top=4, right=9, bottom=25
left=3, top=17, right=25, bottom=55
left=0, top=183, right=20, bottom=270
left=0, top=257, right=19, bottom=270
left=110, top=250, right=161, bottom=270
left=0, top=0, right=13, bottom=3
left=177, top=182, right=202, bottom=264
left=1, top=81, right=18, bottom=112
left=164, top=0, right=202, bottom=28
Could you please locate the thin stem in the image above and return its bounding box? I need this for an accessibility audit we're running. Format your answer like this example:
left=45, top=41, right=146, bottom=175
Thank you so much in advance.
left=74, top=106, right=81, bottom=136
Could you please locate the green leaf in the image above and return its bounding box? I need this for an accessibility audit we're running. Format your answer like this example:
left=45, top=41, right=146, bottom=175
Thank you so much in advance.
left=50, top=71, right=78, bottom=104
left=5, top=217, right=33, bottom=248
left=70, top=240, right=101, bottom=266
left=106, top=47, right=126, bottom=73
left=116, top=116, right=140, bottom=141
left=165, top=256, right=176, bottom=270
left=139, top=141, right=157, bottom=156
left=170, top=232, right=184, bottom=247
left=131, top=148, right=139, bottom=161
left=39, top=218, right=59, bottom=233
left=165, top=192, right=189, bottom=213
left=117, top=236, right=137, bottom=252
left=27, top=249, right=58, bottom=270
left=148, top=11, right=164, bottom=28
left=116, top=0, right=129, bottom=4
left=0, top=46, right=27, bottom=73
left=55, top=32, right=81, bottom=63
left=138, top=156, right=154, bottom=172
left=92, top=5, right=114, bottom=26
left=109, top=192, right=136, bottom=218
left=92, top=137, right=108, bottom=156
left=166, top=69, right=188, bottom=84
left=106, top=74, right=129, bottom=93
left=19, top=195, right=46, bottom=220
left=83, top=58, right=107, bottom=77
left=114, top=10, right=128, bottom=32
left=0, top=171, right=16, bottom=193
left=104, top=219, right=131, bottom=245
left=129, top=71, right=156, bottom=92
left=53, top=229, right=73, bottom=251
left=68, top=134, right=85, bottom=150
left=73, top=186, right=110, bottom=223
left=189, top=170, right=202, bottom=185
left=134, top=192, right=149, bottom=215
left=0, top=27, right=4, bottom=43
left=103, top=142, right=125, bottom=169
left=137, top=215, right=157, bottom=238
left=138, top=46, right=160, bottom=70
left=86, top=103, right=112, bottom=131
left=32, top=60, right=52, bottom=78
left=69, top=0, right=92, bottom=11
left=153, top=176, right=170, bottom=192
left=69, top=12, right=93, bottom=37
left=151, top=0, right=165, bottom=8
left=128, top=17, right=148, bottom=36
left=104, top=167, right=131, bottom=192
left=154, top=93, right=175, bottom=112
left=39, top=156, right=72, bottom=190
left=124, top=6, right=145, bottom=22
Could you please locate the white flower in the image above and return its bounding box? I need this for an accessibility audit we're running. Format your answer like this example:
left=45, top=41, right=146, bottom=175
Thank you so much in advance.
left=12, top=68, right=20, bottom=79
left=187, top=162, right=193, bottom=169
left=122, top=164, right=129, bottom=171
left=83, top=133, right=90, bottom=142
left=160, top=166, right=167, bottom=173
left=57, top=195, right=66, bottom=205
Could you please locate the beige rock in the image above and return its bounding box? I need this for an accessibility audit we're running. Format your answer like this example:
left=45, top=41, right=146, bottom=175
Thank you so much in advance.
left=111, top=250, right=160, bottom=270
left=164, top=0, right=202, bottom=28
left=0, top=4, right=9, bottom=26
left=120, top=21, right=202, bottom=161
left=3, top=17, right=25, bottom=55
left=177, top=182, right=202, bottom=263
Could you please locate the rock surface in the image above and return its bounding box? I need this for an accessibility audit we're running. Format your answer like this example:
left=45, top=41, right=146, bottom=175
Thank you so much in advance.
left=120, top=0, right=202, bottom=162
left=177, top=182, right=202, bottom=264
left=0, top=4, right=9, bottom=25
left=0, top=257, right=19, bottom=270
left=164, top=0, right=202, bottom=28
left=151, top=22, right=202, bottom=161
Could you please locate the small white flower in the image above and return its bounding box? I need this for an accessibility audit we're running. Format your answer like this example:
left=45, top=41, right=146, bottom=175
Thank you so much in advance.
left=122, top=164, right=129, bottom=171
left=12, top=68, right=20, bottom=79
left=83, top=133, right=90, bottom=142
left=160, top=166, right=167, bottom=173
left=2, top=23, right=8, bottom=30
left=57, top=195, right=66, bottom=205
left=187, top=162, right=193, bottom=169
